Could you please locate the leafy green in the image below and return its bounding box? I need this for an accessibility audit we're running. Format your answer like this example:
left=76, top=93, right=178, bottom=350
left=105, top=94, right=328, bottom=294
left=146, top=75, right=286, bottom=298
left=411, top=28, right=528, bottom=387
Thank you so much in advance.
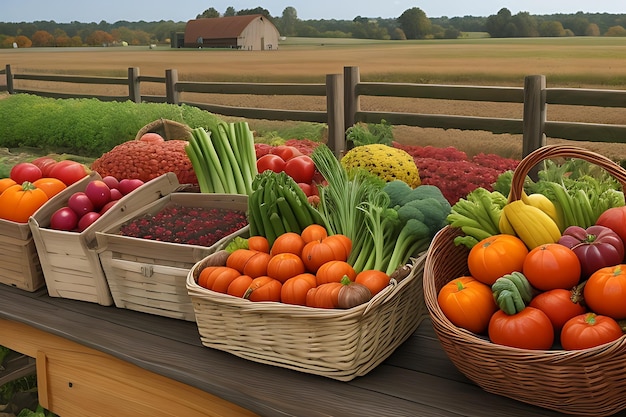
left=0, top=94, right=221, bottom=157
left=345, top=119, right=393, bottom=147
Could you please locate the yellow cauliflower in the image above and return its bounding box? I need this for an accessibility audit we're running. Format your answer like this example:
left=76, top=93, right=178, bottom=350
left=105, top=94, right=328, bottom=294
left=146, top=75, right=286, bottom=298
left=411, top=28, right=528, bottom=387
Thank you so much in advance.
left=340, top=144, right=421, bottom=188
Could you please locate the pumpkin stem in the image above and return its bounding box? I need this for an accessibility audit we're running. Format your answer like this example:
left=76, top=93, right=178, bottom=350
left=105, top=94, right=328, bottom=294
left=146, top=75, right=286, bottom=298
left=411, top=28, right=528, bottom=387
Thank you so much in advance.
left=21, top=181, right=37, bottom=191
left=571, top=281, right=587, bottom=305
left=340, top=275, right=352, bottom=285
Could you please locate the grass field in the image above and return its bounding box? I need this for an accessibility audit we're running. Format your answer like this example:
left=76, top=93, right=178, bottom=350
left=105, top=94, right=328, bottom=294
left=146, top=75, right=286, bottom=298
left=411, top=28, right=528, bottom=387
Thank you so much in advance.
left=2, top=36, right=626, bottom=160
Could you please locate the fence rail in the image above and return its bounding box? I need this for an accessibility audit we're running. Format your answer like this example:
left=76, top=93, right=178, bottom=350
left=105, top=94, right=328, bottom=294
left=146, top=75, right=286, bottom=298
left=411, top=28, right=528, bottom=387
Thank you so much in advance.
left=2, top=64, right=625, bottom=157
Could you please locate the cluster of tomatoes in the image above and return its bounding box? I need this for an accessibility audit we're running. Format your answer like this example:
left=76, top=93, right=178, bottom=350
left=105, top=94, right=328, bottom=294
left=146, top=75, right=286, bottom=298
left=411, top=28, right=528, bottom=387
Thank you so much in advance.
left=197, top=224, right=391, bottom=309
left=439, top=205, right=626, bottom=351
left=254, top=144, right=323, bottom=198
left=0, top=158, right=88, bottom=223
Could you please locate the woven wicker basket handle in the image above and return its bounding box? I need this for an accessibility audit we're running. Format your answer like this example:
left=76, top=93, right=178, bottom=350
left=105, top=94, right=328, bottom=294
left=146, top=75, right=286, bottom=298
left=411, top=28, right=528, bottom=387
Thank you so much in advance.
left=134, top=118, right=192, bottom=141
left=509, top=145, right=626, bottom=202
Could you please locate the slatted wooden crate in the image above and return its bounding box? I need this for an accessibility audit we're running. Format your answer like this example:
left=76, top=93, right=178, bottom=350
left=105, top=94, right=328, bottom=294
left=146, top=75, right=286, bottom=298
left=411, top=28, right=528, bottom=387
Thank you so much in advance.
left=0, top=175, right=93, bottom=292
left=96, top=193, right=249, bottom=320
left=29, top=172, right=181, bottom=306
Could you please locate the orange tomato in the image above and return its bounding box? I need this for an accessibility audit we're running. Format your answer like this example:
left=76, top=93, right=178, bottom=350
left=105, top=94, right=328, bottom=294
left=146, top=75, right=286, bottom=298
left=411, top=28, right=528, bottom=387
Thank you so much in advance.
left=0, top=178, right=17, bottom=195
left=355, top=270, right=391, bottom=296
left=523, top=243, right=581, bottom=291
left=438, top=276, right=497, bottom=334
left=583, top=264, right=626, bottom=320
left=467, top=234, right=529, bottom=285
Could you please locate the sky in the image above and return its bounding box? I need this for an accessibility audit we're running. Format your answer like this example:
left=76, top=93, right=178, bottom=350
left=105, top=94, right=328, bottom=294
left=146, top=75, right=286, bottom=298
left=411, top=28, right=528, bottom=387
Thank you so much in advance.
left=2, top=0, right=625, bottom=23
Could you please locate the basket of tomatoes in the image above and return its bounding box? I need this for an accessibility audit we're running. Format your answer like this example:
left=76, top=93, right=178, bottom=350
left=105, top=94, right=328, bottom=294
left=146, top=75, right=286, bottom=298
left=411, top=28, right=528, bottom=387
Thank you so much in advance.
left=423, top=145, right=626, bottom=417
left=186, top=225, right=427, bottom=381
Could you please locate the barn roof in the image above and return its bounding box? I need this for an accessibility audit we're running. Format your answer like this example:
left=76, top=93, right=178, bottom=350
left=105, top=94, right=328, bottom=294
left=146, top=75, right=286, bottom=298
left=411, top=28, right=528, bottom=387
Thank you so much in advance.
left=185, top=15, right=267, bottom=41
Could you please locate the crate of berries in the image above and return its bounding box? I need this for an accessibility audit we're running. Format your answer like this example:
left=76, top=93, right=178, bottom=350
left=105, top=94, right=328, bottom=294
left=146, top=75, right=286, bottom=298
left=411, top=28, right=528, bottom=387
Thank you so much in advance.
left=95, top=192, right=249, bottom=320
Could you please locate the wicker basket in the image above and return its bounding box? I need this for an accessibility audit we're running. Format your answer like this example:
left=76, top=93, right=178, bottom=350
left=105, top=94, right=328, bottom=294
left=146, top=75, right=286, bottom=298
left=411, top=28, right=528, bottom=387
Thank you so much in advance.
left=424, top=145, right=626, bottom=416
left=134, top=119, right=192, bottom=141
left=187, top=251, right=427, bottom=381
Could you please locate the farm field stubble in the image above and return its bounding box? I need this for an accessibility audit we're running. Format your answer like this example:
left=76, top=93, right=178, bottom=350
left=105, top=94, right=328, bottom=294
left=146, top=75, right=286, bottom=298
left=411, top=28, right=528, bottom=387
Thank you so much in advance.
left=2, top=37, right=626, bottom=160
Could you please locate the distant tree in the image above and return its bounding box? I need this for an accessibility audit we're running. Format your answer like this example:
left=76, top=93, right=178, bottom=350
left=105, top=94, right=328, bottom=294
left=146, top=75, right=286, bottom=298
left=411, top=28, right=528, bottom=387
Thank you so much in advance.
left=15, top=35, right=32, bottom=47
left=485, top=8, right=514, bottom=37
left=585, top=23, right=600, bottom=36
left=443, top=27, right=461, bottom=39
left=562, top=13, right=589, bottom=35
left=55, top=34, right=72, bottom=47
left=280, top=7, right=298, bottom=36
left=224, top=7, right=236, bottom=17
left=351, top=18, right=390, bottom=40
left=85, top=30, right=113, bottom=46
left=398, top=7, right=431, bottom=39
left=31, top=30, right=55, bottom=46
left=511, top=12, right=538, bottom=36
left=605, top=25, right=626, bottom=36
left=391, top=27, right=407, bottom=40
left=539, top=21, right=566, bottom=37
left=197, top=8, right=220, bottom=19
left=237, top=7, right=272, bottom=19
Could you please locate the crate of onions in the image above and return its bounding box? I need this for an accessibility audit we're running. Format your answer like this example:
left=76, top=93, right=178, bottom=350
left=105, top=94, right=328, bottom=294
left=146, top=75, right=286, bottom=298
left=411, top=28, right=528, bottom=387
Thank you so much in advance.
left=95, top=192, right=249, bottom=321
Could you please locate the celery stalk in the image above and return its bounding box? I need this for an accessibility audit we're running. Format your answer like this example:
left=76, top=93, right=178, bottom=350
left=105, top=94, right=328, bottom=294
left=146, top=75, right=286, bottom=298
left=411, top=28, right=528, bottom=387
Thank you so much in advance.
left=215, top=122, right=246, bottom=194
left=194, top=127, right=227, bottom=193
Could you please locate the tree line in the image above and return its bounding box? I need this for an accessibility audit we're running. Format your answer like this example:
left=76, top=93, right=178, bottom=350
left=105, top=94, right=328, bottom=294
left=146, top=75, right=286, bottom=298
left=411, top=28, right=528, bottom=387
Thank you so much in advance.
left=1, top=7, right=625, bottom=48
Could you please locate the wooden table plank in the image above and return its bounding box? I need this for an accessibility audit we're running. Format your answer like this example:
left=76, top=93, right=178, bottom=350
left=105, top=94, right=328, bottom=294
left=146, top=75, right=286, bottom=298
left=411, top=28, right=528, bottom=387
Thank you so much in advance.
left=1, top=284, right=626, bottom=417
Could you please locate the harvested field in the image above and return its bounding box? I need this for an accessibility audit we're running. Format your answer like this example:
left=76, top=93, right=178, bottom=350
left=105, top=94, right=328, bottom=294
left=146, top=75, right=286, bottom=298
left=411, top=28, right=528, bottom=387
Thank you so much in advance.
left=1, top=37, right=626, bottom=160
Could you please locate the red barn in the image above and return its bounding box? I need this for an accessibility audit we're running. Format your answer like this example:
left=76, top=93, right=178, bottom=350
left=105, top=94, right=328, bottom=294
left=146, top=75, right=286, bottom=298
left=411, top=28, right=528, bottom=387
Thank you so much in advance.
left=184, top=15, right=280, bottom=50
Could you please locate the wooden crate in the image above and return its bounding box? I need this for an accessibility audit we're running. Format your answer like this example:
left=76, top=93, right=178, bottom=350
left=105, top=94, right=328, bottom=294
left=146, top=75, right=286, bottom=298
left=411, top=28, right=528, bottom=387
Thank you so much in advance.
left=0, top=175, right=93, bottom=292
left=96, top=193, right=249, bottom=320
left=29, top=172, right=181, bottom=306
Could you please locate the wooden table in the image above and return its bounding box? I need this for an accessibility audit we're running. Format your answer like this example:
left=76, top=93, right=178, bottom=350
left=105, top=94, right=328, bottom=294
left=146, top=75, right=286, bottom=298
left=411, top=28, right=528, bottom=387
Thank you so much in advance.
left=0, top=284, right=624, bottom=417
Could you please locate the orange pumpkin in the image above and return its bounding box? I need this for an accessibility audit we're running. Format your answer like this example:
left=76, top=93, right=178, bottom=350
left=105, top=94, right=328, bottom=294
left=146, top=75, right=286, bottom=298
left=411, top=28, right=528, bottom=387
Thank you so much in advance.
left=315, top=260, right=356, bottom=286
left=467, top=234, right=528, bottom=285
left=211, top=267, right=243, bottom=293
left=437, top=276, right=498, bottom=334
left=281, top=273, right=317, bottom=306
left=247, top=236, right=270, bottom=253
left=301, top=235, right=351, bottom=273
left=300, top=224, right=328, bottom=243
left=197, top=266, right=222, bottom=289
left=355, top=270, right=391, bottom=296
left=227, top=275, right=254, bottom=298
left=0, top=178, right=17, bottom=195
left=306, top=282, right=342, bottom=308
left=270, top=232, right=306, bottom=257
left=226, top=249, right=259, bottom=273
left=266, top=252, right=306, bottom=283
left=32, top=177, right=67, bottom=199
left=243, top=252, right=272, bottom=278
left=0, top=181, right=49, bottom=222
left=244, top=276, right=282, bottom=302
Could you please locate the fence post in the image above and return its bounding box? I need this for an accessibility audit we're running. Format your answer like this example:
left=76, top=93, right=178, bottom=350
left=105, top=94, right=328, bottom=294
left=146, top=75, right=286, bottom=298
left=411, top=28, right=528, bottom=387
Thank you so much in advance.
left=523, top=75, right=547, bottom=155
left=128, top=67, right=141, bottom=103
left=5, top=65, right=14, bottom=94
left=166, top=69, right=179, bottom=104
left=326, top=73, right=345, bottom=158
left=343, top=66, right=359, bottom=150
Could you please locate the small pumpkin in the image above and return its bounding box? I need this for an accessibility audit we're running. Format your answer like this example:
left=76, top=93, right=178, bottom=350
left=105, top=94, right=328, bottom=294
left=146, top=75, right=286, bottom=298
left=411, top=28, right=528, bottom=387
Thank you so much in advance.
left=300, top=224, right=328, bottom=243
left=306, top=282, right=343, bottom=308
left=244, top=276, right=282, bottom=302
left=227, top=275, right=254, bottom=298
left=226, top=249, right=258, bottom=273
left=315, top=260, right=356, bottom=286
left=266, top=252, right=306, bottom=283
left=0, top=181, right=49, bottom=222
left=437, top=276, right=497, bottom=334
left=281, top=273, right=317, bottom=306
left=301, top=235, right=351, bottom=273
left=247, top=236, right=270, bottom=253
left=270, top=232, right=306, bottom=257
left=355, top=270, right=391, bottom=296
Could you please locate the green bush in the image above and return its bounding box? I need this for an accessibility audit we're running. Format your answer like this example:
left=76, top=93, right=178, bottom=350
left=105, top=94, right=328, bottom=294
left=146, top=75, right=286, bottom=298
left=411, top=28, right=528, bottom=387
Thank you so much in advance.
left=0, top=94, right=222, bottom=157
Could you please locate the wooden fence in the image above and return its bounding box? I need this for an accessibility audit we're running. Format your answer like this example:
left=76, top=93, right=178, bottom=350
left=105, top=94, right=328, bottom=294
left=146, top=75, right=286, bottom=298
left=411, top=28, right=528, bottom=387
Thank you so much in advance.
left=2, top=64, right=626, bottom=157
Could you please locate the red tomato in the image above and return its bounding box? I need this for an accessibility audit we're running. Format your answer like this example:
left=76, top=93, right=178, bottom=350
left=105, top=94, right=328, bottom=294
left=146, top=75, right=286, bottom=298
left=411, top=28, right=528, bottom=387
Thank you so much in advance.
left=270, top=145, right=303, bottom=161
left=31, top=157, right=58, bottom=177
left=283, top=155, right=315, bottom=184
left=256, top=154, right=286, bottom=173
left=596, top=206, right=626, bottom=246
left=10, top=162, right=42, bottom=183
left=522, top=243, right=581, bottom=291
left=529, top=288, right=587, bottom=332
left=560, top=313, right=623, bottom=350
left=48, top=160, right=88, bottom=185
left=488, top=307, right=554, bottom=350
